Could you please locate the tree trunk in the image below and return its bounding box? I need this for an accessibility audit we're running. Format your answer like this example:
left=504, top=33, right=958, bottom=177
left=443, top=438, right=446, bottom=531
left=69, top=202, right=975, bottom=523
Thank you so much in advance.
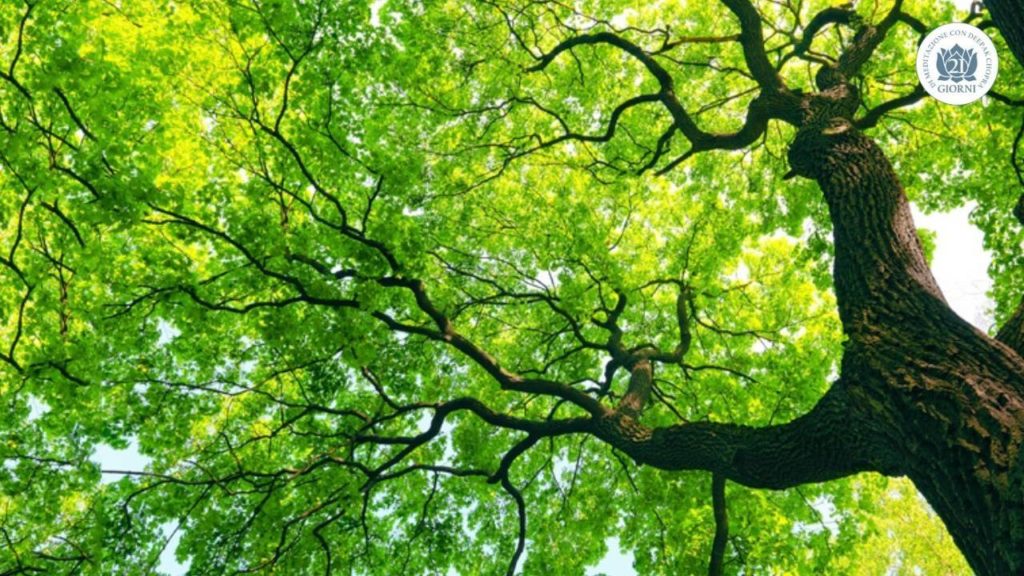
left=585, top=118, right=1024, bottom=576
left=788, top=119, right=1024, bottom=576
left=987, top=0, right=1024, bottom=71
left=540, top=11, right=1024, bottom=573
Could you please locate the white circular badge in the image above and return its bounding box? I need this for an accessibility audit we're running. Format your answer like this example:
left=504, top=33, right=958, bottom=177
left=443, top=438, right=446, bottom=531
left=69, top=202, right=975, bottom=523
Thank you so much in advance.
left=917, top=23, right=998, bottom=105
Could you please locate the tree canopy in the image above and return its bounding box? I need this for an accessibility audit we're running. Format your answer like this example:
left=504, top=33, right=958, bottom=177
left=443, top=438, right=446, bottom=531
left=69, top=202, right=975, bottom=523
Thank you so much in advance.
left=1, top=0, right=1023, bottom=574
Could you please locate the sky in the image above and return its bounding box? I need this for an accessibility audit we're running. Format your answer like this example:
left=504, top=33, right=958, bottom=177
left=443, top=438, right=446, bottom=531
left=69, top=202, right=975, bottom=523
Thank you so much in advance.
left=913, top=204, right=994, bottom=329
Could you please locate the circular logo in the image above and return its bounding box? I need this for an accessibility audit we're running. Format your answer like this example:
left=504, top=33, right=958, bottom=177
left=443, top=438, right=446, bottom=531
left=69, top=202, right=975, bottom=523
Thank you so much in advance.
left=916, top=23, right=998, bottom=105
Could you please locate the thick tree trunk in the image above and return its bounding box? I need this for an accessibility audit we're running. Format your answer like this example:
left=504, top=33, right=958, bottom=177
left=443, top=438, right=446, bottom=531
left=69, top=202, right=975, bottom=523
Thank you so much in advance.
left=587, top=118, right=1024, bottom=576
left=788, top=120, right=1024, bottom=576
left=987, top=0, right=1024, bottom=71
left=561, top=10, right=1024, bottom=573
left=989, top=0, right=1024, bottom=371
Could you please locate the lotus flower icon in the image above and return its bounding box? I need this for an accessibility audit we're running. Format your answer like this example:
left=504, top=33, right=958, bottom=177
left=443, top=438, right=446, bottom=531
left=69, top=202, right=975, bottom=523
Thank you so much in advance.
left=936, top=43, right=977, bottom=82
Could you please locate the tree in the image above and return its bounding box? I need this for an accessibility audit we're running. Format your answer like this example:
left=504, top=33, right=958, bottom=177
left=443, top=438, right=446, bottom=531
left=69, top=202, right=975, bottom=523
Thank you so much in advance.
left=1, top=0, right=1023, bottom=574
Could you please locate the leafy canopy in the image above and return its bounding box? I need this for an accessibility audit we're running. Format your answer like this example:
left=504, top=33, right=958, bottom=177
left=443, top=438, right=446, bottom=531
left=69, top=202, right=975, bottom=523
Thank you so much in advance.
left=1, top=0, right=1020, bottom=574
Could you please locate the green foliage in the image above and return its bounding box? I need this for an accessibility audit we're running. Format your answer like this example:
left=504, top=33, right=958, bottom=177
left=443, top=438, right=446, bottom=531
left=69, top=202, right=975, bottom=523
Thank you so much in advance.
left=0, top=0, right=1012, bottom=574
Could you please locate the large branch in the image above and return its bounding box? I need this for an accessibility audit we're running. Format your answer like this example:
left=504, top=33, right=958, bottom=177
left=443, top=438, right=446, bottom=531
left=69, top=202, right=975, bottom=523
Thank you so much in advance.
left=983, top=1, right=1024, bottom=360
left=791, top=7, right=857, bottom=58
left=996, top=193, right=1024, bottom=358
left=787, top=119, right=945, bottom=330
left=593, top=382, right=881, bottom=489
left=526, top=29, right=799, bottom=173
left=719, top=0, right=783, bottom=91
left=988, top=14, right=1024, bottom=360
left=836, top=0, right=905, bottom=78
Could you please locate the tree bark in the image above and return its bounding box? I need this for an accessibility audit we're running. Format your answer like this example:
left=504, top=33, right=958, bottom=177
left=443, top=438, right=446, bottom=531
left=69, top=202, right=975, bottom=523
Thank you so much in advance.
left=988, top=0, right=1024, bottom=370
left=593, top=114, right=1024, bottom=576
left=998, top=300, right=1024, bottom=358
left=788, top=118, right=1024, bottom=576
left=525, top=8, right=1024, bottom=573
left=595, top=382, right=886, bottom=488
left=987, top=0, right=1024, bottom=70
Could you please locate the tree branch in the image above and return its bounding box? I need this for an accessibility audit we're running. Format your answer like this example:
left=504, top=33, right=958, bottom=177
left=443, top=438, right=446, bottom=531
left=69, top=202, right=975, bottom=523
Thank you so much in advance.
left=855, top=84, right=926, bottom=129
left=836, top=0, right=905, bottom=78
left=719, top=0, right=783, bottom=91
left=594, top=382, right=883, bottom=489
left=985, top=0, right=1024, bottom=69
left=792, top=7, right=857, bottom=58
left=617, top=358, right=653, bottom=418
left=708, top=473, right=729, bottom=576
left=52, top=87, right=96, bottom=141
left=373, top=276, right=608, bottom=417
left=527, top=30, right=787, bottom=173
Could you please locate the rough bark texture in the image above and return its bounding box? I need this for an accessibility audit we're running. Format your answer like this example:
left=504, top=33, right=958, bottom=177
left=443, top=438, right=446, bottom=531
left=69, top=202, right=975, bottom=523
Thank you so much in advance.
left=987, top=0, right=1024, bottom=70
left=990, top=0, right=1024, bottom=369
left=595, top=117, right=1024, bottom=575
left=999, top=300, right=1024, bottom=358
left=595, top=383, right=881, bottom=488
left=588, top=50, right=1024, bottom=576
left=789, top=114, right=1024, bottom=576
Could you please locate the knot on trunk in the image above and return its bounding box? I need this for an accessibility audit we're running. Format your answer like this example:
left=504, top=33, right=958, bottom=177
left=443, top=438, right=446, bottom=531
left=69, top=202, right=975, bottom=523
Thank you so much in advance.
left=595, top=411, right=654, bottom=446
left=786, top=117, right=857, bottom=181
left=800, top=82, right=860, bottom=126
left=815, top=66, right=847, bottom=90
